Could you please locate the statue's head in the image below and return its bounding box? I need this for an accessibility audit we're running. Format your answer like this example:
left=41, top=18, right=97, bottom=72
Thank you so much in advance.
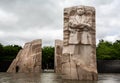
left=77, top=6, right=85, bottom=16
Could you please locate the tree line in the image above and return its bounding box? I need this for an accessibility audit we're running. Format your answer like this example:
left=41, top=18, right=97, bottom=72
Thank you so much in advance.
left=42, top=46, right=54, bottom=69
left=97, top=40, right=120, bottom=60
left=0, top=40, right=120, bottom=62
left=0, top=43, right=22, bottom=61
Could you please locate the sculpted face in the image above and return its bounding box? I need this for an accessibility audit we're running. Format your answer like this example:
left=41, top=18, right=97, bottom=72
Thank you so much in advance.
left=77, top=6, right=85, bottom=16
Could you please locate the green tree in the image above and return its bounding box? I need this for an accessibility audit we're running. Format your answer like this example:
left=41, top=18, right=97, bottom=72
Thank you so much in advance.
left=97, top=40, right=120, bottom=60
left=0, top=43, right=3, bottom=56
left=0, top=44, right=22, bottom=61
left=112, top=40, right=120, bottom=59
left=97, top=40, right=113, bottom=60
left=42, top=46, right=54, bottom=69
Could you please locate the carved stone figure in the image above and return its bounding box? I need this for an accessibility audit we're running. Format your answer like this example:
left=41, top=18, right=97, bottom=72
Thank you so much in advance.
left=7, top=39, right=42, bottom=73
left=62, top=5, right=98, bottom=80
left=55, top=40, right=63, bottom=73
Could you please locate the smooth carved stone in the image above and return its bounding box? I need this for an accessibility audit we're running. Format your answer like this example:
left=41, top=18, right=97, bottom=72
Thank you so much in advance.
left=62, top=5, right=98, bottom=80
left=55, top=40, right=63, bottom=73
left=7, top=39, right=42, bottom=73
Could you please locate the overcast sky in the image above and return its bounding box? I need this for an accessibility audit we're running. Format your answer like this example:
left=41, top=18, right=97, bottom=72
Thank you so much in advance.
left=0, top=0, right=120, bottom=46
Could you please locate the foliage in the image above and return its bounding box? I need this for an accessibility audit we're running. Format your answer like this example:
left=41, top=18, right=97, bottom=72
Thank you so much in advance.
left=42, top=46, right=54, bottom=69
left=0, top=43, right=22, bottom=61
left=1, top=38, right=120, bottom=64
left=97, top=40, right=120, bottom=60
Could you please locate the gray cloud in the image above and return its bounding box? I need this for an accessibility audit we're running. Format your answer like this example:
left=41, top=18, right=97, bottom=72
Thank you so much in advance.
left=0, top=0, right=120, bottom=46
left=0, top=0, right=63, bottom=46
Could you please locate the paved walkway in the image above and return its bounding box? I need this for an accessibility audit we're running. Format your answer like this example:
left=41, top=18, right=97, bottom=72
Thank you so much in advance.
left=0, top=73, right=120, bottom=83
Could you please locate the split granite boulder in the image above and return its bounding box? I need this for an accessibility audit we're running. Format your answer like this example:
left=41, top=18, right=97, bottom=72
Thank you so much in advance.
left=55, top=40, right=63, bottom=73
left=7, top=39, right=42, bottom=73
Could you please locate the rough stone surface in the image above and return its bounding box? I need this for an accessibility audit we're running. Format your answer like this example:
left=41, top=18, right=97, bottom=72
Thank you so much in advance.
left=7, top=39, right=42, bottom=73
left=62, top=5, right=98, bottom=80
left=55, top=40, right=63, bottom=73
